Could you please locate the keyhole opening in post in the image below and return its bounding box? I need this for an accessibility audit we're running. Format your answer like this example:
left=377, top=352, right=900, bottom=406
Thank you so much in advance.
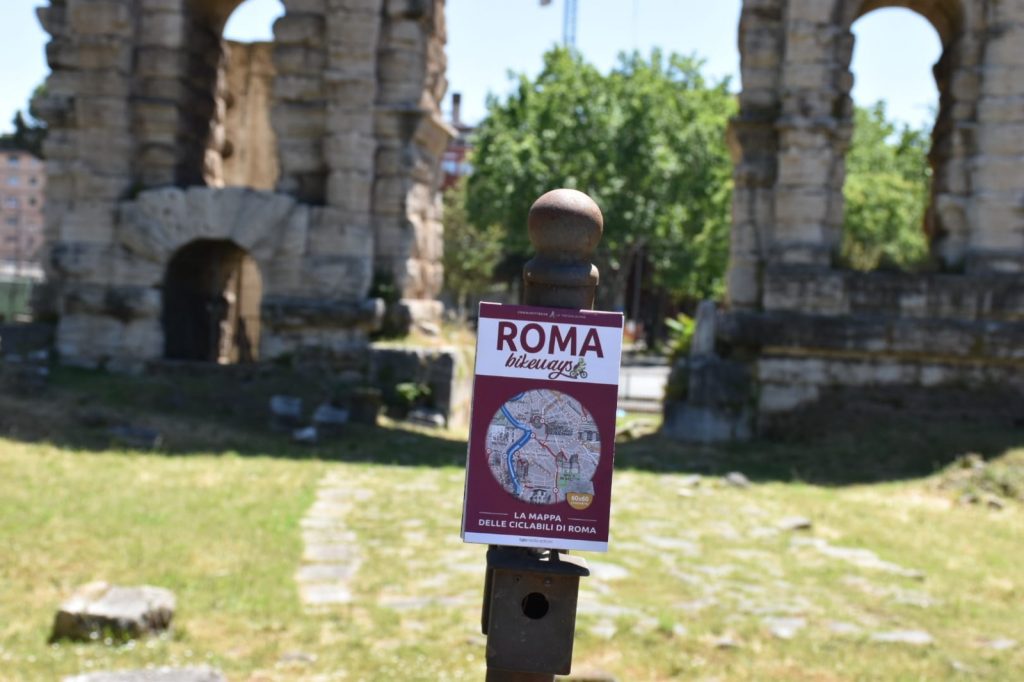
left=521, top=592, right=550, bottom=620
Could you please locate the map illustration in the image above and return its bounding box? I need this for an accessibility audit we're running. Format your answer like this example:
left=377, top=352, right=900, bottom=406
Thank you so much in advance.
left=485, top=389, right=601, bottom=505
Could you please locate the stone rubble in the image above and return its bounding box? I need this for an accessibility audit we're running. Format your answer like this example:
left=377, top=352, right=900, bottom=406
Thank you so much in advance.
left=762, top=616, right=807, bottom=639
left=870, top=630, right=935, bottom=646
left=270, top=395, right=303, bottom=430
left=724, top=472, right=751, bottom=488
left=51, top=582, right=175, bottom=643
left=791, top=536, right=924, bottom=579
left=777, top=516, right=813, bottom=531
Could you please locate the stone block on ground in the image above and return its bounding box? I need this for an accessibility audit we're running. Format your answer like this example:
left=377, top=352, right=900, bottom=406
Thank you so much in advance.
left=777, top=515, right=813, bottom=531
left=869, top=630, right=934, bottom=646
left=292, top=425, right=318, bottom=444
left=724, top=472, right=752, bottom=488
left=407, top=407, right=445, bottom=428
left=312, top=402, right=350, bottom=434
left=270, top=394, right=303, bottom=430
left=51, top=582, right=175, bottom=642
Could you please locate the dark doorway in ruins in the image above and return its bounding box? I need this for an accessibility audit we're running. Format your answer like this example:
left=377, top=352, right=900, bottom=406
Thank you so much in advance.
left=162, top=239, right=262, bottom=363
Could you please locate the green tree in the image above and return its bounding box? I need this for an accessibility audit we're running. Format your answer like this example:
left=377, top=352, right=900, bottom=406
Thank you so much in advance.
left=0, top=85, right=48, bottom=158
left=841, top=103, right=931, bottom=271
left=466, top=48, right=736, bottom=308
left=442, top=179, right=505, bottom=320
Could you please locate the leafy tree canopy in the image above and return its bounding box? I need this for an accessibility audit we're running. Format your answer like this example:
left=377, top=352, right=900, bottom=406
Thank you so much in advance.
left=0, top=84, right=48, bottom=158
left=442, top=179, right=505, bottom=319
left=841, top=102, right=931, bottom=271
left=466, top=48, right=736, bottom=306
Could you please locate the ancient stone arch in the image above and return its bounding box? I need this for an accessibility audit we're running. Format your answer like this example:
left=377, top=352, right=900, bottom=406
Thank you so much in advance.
left=728, top=0, right=990, bottom=286
left=669, top=0, right=1024, bottom=440
left=33, top=0, right=450, bottom=369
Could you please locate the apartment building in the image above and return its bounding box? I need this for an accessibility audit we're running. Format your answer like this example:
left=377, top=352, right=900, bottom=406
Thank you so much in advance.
left=0, top=149, right=45, bottom=267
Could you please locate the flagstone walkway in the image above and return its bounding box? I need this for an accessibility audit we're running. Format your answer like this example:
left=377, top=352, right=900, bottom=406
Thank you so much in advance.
left=295, top=469, right=365, bottom=608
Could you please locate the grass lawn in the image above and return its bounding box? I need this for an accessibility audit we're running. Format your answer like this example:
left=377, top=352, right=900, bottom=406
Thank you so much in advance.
left=0, top=369, right=1022, bottom=680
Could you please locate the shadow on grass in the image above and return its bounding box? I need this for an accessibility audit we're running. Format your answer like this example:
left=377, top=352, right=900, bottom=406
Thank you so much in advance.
left=0, top=365, right=468, bottom=467
left=3, top=365, right=1023, bottom=484
left=616, top=419, right=1024, bottom=485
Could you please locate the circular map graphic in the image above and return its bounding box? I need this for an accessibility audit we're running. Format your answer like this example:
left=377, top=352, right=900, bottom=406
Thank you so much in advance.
left=485, top=389, right=601, bottom=505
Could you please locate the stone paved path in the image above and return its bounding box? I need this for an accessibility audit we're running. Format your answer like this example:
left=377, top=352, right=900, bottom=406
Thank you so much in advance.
left=295, top=469, right=365, bottom=608
left=289, top=466, right=1022, bottom=665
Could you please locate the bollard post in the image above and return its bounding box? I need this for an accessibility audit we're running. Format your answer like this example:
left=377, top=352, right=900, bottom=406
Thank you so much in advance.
left=480, top=188, right=604, bottom=681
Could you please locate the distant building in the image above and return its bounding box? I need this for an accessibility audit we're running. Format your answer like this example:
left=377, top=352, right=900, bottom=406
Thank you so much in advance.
left=0, top=150, right=45, bottom=267
left=441, top=93, right=474, bottom=191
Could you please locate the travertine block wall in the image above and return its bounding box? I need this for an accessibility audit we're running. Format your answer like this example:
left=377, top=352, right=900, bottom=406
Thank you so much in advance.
left=33, top=0, right=450, bottom=369
left=220, top=41, right=280, bottom=190
left=670, top=0, right=1024, bottom=439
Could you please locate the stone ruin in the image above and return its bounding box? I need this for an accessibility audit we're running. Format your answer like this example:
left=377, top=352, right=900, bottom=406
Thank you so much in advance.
left=33, top=0, right=450, bottom=370
left=667, top=0, right=1024, bottom=440
left=29, top=0, right=1024, bottom=431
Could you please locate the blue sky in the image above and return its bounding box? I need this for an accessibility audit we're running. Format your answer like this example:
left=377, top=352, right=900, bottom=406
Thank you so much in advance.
left=0, top=0, right=941, bottom=134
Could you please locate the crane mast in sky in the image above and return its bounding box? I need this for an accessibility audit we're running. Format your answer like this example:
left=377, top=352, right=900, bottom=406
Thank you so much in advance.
left=541, top=0, right=579, bottom=48
left=563, top=0, right=578, bottom=47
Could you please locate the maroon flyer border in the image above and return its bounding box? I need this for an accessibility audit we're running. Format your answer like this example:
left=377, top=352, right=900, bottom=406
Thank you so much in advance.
left=478, top=302, right=624, bottom=329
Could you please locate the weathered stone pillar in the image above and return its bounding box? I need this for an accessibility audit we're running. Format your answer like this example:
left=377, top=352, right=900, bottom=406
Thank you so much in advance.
left=372, top=0, right=451, bottom=329
left=965, top=2, right=1024, bottom=273
left=770, top=0, right=844, bottom=269
left=273, top=0, right=329, bottom=202
left=36, top=0, right=142, bottom=365
left=725, top=0, right=784, bottom=310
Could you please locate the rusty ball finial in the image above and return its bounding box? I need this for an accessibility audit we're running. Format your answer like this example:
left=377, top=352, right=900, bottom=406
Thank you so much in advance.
left=523, top=189, right=603, bottom=310
left=528, top=189, right=603, bottom=261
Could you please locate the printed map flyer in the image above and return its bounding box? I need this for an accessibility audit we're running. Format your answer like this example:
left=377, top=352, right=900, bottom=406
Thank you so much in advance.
left=461, top=303, right=624, bottom=552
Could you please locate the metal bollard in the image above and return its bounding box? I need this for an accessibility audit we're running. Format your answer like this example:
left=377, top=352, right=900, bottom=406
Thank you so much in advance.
left=481, top=188, right=604, bottom=681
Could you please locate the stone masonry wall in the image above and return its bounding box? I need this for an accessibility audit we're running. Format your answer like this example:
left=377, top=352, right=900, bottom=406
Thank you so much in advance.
left=220, top=41, right=280, bottom=190
left=33, top=0, right=451, bottom=370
